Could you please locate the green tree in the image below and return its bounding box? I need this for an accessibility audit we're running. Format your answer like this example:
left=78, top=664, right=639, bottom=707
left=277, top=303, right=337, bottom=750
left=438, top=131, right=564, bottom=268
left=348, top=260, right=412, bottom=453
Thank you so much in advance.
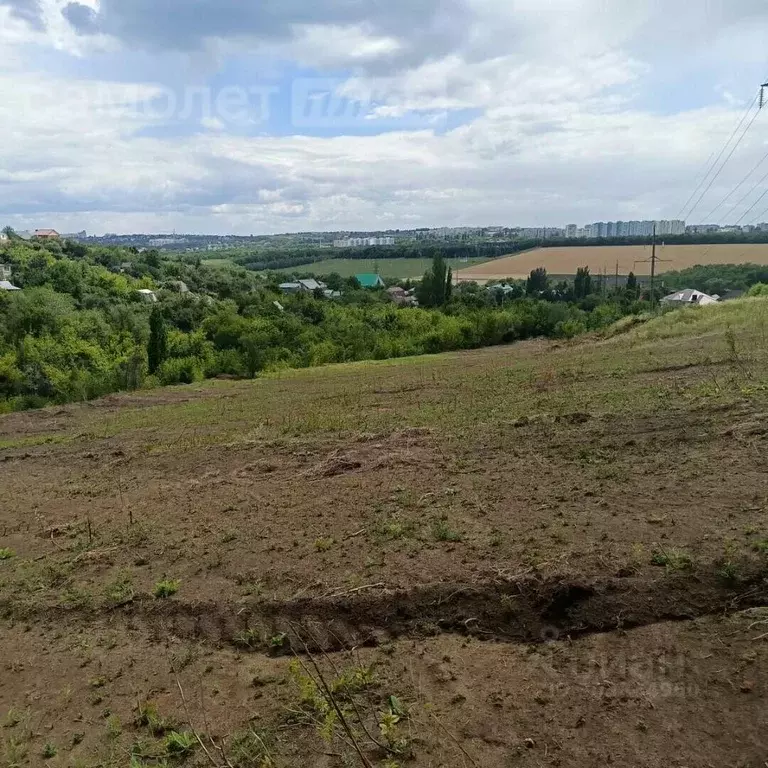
left=526, top=267, right=549, bottom=295
left=574, top=267, right=592, bottom=299
left=147, top=307, right=168, bottom=375
left=416, top=253, right=451, bottom=307
left=625, top=271, right=638, bottom=298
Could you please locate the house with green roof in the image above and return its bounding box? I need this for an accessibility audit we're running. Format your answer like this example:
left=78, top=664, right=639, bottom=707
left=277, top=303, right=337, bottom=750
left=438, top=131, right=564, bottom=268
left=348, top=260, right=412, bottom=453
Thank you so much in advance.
left=355, top=273, right=385, bottom=288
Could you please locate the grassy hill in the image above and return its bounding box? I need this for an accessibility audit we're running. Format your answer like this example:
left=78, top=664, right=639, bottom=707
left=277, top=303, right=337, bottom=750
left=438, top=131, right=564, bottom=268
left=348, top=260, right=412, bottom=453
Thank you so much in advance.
left=1, top=298, right=767, bottom=767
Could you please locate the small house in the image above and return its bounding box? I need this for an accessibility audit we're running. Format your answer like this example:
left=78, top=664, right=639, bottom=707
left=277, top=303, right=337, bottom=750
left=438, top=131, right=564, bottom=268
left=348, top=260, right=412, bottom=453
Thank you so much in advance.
left=136, top=288, right=158, bottom=303
left=166, top=280, right=190, bottom=294
left=33, top=229, right=60, bottom=240
left=279, top=278, right=328, bottom=295
left=661, top=289, right=719, bottom=307
left=0, top=280, right=20, bottom=291
left=387, top=286, right=417, bottom=306
left=0, top=264, right=12, bottom=281
left=355, top=273, right=385, bottom=289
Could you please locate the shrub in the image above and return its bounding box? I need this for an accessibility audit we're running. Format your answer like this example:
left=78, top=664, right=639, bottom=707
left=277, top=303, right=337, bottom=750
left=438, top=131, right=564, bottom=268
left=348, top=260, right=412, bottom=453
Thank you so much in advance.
left=153, top=579, right=180, bottom=598
left=158, top=356, right=203, bottom=386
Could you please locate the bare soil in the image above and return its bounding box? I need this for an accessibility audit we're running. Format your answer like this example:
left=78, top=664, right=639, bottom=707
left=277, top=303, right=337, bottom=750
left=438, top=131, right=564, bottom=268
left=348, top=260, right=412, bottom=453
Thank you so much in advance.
left=1, top=314, right=767, bottom=766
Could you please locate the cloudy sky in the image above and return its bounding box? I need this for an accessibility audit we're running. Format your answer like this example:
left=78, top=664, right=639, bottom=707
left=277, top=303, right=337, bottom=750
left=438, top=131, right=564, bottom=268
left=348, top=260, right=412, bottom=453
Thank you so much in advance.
left=1, top=0, right=767, bottom=235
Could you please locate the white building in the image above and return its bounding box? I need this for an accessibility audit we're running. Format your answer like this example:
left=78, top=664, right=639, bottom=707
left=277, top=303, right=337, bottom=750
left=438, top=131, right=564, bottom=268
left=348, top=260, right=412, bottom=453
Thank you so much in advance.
left=565, top=224, right=578, bottom=238
left=0, top=264, right=11, bottom=281
left=136, top=289, right=158, bottom=303
left=656, top=220, right=686, bottom=236
left=333, top=237, right=395, bottom=248
left=661, top=289, right=719, bottom=307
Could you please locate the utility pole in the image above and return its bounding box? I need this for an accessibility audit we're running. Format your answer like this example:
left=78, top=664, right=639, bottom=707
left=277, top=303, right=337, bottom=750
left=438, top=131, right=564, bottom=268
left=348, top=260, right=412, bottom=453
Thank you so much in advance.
left=615, top=260, right=619, bottom=291
left=634, top=224, right=668, bottom=308
left=650, top=224, right=657, bottom=308
left=761, top=81, right=768, bottom=110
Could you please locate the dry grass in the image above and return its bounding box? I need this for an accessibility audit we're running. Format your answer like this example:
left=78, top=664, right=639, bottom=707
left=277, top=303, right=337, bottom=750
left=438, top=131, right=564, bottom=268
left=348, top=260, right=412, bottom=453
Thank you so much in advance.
left=457, top=244, right=768, bottom=281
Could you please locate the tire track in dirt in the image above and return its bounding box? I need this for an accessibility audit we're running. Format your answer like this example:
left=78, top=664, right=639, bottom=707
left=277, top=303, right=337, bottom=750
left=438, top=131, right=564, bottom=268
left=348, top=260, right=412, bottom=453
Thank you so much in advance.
left=3, top=561, right=767, bottom=655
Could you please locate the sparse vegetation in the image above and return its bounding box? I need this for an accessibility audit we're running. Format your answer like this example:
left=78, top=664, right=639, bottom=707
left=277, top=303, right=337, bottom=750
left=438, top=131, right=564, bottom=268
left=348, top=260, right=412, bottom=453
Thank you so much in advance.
left=41, top=742, right=57, bottom=759
left=650, top=548, right=694, bottom=571
left=0, top=548, right=15, bottom=561
left=314, top=537, right=335, bottom=552
left=104, top=572, right=135, bottom=604
left=233, top=628, right=261, bottom=650
left=431, top=517, right=463, bottom=543
left=153, top=579, right=180, bottom=598
left=135, top=701, right=172, bottom=736
left=163, top=730, right=196, bottom=757
left=229, top=728, right=276, bottom=768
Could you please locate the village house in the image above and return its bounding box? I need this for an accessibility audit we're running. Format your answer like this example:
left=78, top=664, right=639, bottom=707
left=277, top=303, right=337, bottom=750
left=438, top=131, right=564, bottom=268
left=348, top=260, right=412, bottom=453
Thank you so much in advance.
left=279, top=278, right=327, bottom=295
left=661, top=289, right=719, bottom=307
left=355, top=273, right=386, bottom=289
left=386, top=286, right=418, bottom=306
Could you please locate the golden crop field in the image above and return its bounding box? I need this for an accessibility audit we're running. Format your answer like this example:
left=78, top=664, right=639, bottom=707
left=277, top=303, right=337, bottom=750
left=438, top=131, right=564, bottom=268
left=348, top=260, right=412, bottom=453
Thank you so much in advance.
left=457, top=243, right=768, bottom=281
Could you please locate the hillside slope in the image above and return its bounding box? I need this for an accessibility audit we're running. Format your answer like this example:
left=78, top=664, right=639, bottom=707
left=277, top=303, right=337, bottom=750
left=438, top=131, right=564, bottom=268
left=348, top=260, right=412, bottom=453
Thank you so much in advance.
left=0, top=298, right=767, bottom=767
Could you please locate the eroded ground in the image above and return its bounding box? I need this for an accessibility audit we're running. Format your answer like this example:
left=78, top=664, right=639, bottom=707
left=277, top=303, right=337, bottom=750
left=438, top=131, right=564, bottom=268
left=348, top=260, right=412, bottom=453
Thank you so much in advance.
left=1, top=300, right=767, bottom=766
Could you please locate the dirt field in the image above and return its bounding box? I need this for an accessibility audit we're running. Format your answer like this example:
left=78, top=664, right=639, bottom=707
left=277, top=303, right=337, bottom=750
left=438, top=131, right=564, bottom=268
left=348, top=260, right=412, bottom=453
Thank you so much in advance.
left=1, top=299, right=767, bottom=766
left=457, top=243, right=768, bottom=281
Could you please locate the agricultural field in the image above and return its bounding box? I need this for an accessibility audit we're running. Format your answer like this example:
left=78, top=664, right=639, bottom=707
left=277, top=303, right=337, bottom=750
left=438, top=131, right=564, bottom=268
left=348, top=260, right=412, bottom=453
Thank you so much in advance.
left=1, top=299, right=768, bottom=767
left=258, top=257, right=488, bottom=279
left=458, top=243, right=768, bottom=281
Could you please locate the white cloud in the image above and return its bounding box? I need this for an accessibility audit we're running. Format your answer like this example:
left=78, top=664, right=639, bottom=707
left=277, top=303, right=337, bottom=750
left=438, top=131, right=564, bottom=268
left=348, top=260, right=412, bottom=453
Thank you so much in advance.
left=1, top=0, right=768, bottom=233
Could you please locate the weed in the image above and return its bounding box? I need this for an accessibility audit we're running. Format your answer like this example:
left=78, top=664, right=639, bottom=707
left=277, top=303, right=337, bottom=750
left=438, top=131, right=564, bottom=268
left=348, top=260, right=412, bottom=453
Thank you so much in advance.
left=63, top=586, right=93, bottom=609
left=3, top=735, right=27, bottom=766
left=229, top=728, right=276, bottom=768
left=90, top=676, right=107, bottom=688
left=717, top=561, right=740, bottom=583
left=331, top=665, right=376, bottom=697
left=489, top=529, right=504, bottom=548
left=106, top=714, right=122, bottom=739
left=378, top=696, right=410, bottom=756
left=164, top=730, right=196, bottom=757
left=314, top=537, right=334, bottom=552
left=269, top=633, right=287, bottom=649
left=373, top=515, right=414, bottom=541
left=153, top=579, right=180, bottom=599
left=0, top=548, right=14, bottom=561
left=753, top=540, right=768, bottom=554
left=135, top=701, right=171, bottom=736
left=42, top=742, right=57, bottom=759
left=431, top=516, right=463, bottom=543
left=650, top=548, right=693, bottom=571
left=2, top=709, right=22, bottom=729
left=233, top=629, right=260, bottom=650
left=104, top=572, right=135, bottom=604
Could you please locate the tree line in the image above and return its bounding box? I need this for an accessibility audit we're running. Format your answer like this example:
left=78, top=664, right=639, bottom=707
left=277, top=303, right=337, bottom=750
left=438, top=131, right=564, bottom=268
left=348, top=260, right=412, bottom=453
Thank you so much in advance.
left=0, top=236, right=659, bottom=412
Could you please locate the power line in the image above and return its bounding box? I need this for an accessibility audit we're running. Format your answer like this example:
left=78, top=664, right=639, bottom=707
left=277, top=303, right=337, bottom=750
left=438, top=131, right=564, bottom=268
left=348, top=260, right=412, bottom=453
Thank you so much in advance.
left=733, top=185, right=768, bottom=226
left=720, top=164, right=768, bottom=224
left=683, top=96, right=763, bottom=222
left=677, top=93, right=759, bottom=220
left=702, top=145, right=768, bottom=222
